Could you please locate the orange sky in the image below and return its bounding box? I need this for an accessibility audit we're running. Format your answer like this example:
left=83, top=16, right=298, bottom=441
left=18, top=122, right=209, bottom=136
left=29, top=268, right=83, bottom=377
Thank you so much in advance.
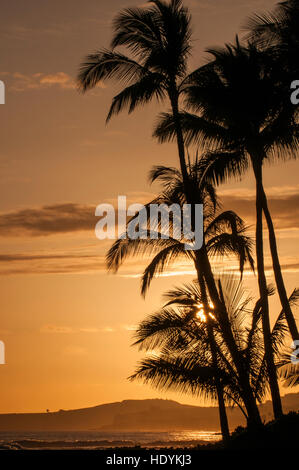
left=0, top=0, right=299, bottom=413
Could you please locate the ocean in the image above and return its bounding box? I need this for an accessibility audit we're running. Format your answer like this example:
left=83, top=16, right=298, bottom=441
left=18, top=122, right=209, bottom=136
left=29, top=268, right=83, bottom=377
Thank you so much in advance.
left=0, top=430, right=222, bottom=450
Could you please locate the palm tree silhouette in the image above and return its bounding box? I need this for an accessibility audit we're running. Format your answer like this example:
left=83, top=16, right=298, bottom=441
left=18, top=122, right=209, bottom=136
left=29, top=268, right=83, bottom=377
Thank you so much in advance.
left=245, top=0, right=299, bottom=78
left=77, top=3, right=263, bottom=426
left=78, top=0, right=196, bottom=191
left=132, top=280, right=237, bottom=442
left=107, top=161, right=253, bottom=295
left=130, top=277, right=291, bottom=434
left=244, top=2, right=299, bottom=345
left=154, top=39, right=299, bottom=418
left=280, top=364, right=299, bottom=387
left=107, top=160, right=263, bottom=428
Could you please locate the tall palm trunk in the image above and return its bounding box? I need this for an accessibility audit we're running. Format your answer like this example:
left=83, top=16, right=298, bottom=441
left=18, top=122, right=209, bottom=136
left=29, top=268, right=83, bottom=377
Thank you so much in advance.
left=200, top=247, right=263, bottom=428
left=207, top=319, right=230, bottom=442
left=168, top=84, right=233, bottom=436
left=168, top=86, right=189, bottom=189
left=169, top=99, right=231, bottom=437
left=168, top=83, right=261, bottom=428
left=260, top=184, right=299, bottom=341
left=252, top=159, right=283, bottom=419
left=196, top=262, right=230, bottom=442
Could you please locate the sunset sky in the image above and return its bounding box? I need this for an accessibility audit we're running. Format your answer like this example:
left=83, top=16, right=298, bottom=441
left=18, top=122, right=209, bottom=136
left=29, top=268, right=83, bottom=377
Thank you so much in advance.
left=0, top=0, right=299, bottom=413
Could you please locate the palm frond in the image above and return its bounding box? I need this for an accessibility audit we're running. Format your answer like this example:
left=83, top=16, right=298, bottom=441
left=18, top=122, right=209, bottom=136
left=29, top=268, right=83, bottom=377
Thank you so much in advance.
left=132, top=306, right=195, bottom=351
left=78, top=50, right=148, bottom=91
left=111, top=7, right=163, bottom=58
left=197, top=150, right=249, bottom=186
left=279, top=363, right=299, bottom=387
left=153, top=112, right=229, bottom=149
left=106, top=74, right=166, bottom=122
left=141, top=241, right=193, bottom=296
left=148, top=165, right=181, bottom=185
left=129, top=352, right=223, bottom=401
left=106, top=235, right=181, bottom=273
left=206, top=233, right=254, bottom=277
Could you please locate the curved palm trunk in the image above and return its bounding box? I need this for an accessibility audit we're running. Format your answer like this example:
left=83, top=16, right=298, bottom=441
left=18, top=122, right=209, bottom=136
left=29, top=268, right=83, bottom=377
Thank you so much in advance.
left=207, top=322, right=230, bottom=443
left=169, top=86, right=231, bottom=435
left=252, top=160, right=283, bottom=419
left=169, top=84, right=230, bottom=436
left=260, top=184, right=299, bottom=341
left=196, top=263, right=230, bottom=443
left=169, top=86, right=233, bottom=437
left=200, top=248, right=263, bottom=428
left=196, top=246, right=263, bottom=427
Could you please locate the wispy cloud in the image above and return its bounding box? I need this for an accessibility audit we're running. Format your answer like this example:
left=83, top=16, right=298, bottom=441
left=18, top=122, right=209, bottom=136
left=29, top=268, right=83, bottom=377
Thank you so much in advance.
left=1, top=185, right=299, bottom=276
left=220, top=185, right=299, bottom=230
left=0, top=252, right=105, bottom=276
left=63, top=346, right=88, bottom=357
left=0, top=18, right=108, bottom=41
left=187, top=0, right=270, bottom=12
left=41, top=324, right=115, bottom=334
left=40, top=324, right=136, bottom=335
left=0, top=247, right=147, bottom=276
left=3, top=72, right=76, bottom=91
left=1, top=70, right=106, bottom=92
left=0, top=253, right=95, bottom=262
left=0, top=186, right=296, bottom=239
left=1, top=70, right=105, bottom=93
left=0, top=203, right=96, bottom=236
left=0, top=194, right=155, bottom=238
left=122, top=324, right=138, bottom=332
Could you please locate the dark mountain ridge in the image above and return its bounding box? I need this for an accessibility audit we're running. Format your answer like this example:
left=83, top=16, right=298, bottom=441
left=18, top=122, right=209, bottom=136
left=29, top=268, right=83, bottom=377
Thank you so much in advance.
left=0, top=394, right=298, bottom=432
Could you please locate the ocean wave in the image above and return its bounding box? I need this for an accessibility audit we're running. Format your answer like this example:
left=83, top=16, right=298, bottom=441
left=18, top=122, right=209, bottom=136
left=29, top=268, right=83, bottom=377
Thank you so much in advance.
left=0, top=431, right=221, bottom=450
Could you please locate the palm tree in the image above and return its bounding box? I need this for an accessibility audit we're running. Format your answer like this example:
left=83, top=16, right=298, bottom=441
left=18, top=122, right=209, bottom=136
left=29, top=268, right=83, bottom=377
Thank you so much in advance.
left=132, top=281, right=242, bottom=441
left=107, top=162, right=254, bottom=295
left=277, top=287, right=299, bottom=387
left=198, top=272, right=230, bottom=442
left=243, top=0, right=299, bottom=344
left=77, top=0, right=194, bottom=190
left=279, top=364, right=299, bottom=387
left=154, top=39, right=299, bottom=418
left=107, top=161, right=263, bottom=427
left=77, top=2, right=263, bottom=426
left=143, top=280, right=231, bottom=442
left=245, top=0, right=299, bottom=78
left=130, top=278, right=290, bottom=431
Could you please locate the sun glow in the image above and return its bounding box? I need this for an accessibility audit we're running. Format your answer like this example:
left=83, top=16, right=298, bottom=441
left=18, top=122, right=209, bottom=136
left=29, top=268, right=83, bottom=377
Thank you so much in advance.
left=196, top=308, right=207, bottom=322
left=195, top=303, right=216, bottom=323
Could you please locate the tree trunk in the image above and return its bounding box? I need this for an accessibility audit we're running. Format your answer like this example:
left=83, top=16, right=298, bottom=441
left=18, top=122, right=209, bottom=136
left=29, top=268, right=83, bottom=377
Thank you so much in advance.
left=252, top=160, right=283, bottom=419
left=168, top=88, right=189, bottom=190
left=260, top=183, right=299, bottom=341
left=207, top=323, right=230, bottom=443
left=196, top=264, right=230, bottom=442
left=168, top=85, right=234, bottom=435
left=214, top=376, right=230, bottom=443
left=199, top=248, right=263, bottom=428
left=167, top=83, right=262, bottom=428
